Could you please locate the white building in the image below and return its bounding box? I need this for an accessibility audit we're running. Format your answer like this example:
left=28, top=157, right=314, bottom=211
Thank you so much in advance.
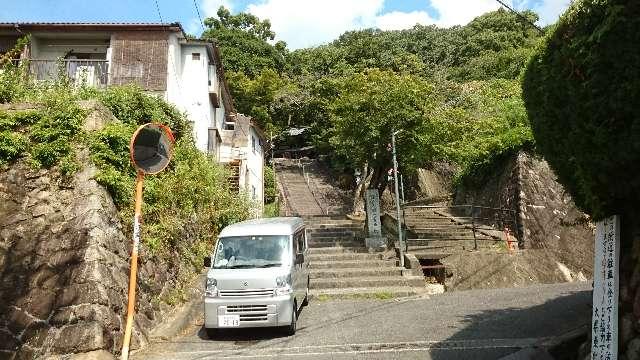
left=0, top=22, right=265, bottom=211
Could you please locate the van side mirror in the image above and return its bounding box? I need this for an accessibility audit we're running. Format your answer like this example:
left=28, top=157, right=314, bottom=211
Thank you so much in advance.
left=295, top=253, right=304, bottom=265
left=204, top=256, right=211, bottom=268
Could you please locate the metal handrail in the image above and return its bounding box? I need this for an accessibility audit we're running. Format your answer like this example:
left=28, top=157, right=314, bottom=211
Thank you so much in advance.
left=9, top=58, right=109, bottom=88
left=296, top=160, right=326, bottom=215
left=401, top=204, right=519, bottom=251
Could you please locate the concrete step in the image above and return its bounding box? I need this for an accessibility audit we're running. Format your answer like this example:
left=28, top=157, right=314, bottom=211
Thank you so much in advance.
left=308, top=246, right=370, bottom=254
left=310, top=259, right=393, bottom=269
left=310, top=267, right=403, bottom=279
left=307, top=225, right=363, bottom=231
left=408, top=234, right=477, bottom=241
left=308, top=252, right=381, bottom=262
left=304, top=219, right=364, bottom=227
left=309, top=286, right=420, bottom=300
left=308, top=236, right=359, bottom=243
left=307, top=230, right=360, bottom=237
left=308, top=241, right=365, bottom=249
left=310, top=276, right=424, bottom=289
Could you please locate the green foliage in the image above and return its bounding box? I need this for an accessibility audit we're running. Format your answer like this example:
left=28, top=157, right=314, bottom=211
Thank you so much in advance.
left=263, top=201, right=279, bottom=218
left=329, top=69, right=436, bottom=173
left=0, top=93, right=86, bottom=170
left=0, top=131, right=28, bottom=166
left=89, top=122, right=136, bottom=206
left=0, top=47, right=252, bottom=306
left=0, top=36, right=32, bottom=103
left=432, top=80, right=533, bottom=170
left=522, top=0, right=640, bottom=220
left=0, top=110, right=42, bottom=130
left=140, top=138, right=250, bottom=254
left=28, top=99, right=86, bottom=168
left=202, top=6, right=287, bottom=76
left=98, top=85, right=189, bottom=139
left=226, top=69, right=288, bottom=131
left=285, top=9, right=542, bottom=81
left=264, top=165, right=277, bottom=203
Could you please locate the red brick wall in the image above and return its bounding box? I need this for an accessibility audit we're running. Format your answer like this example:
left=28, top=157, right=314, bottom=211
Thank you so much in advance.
left=109, top=31, right=169, bottom=91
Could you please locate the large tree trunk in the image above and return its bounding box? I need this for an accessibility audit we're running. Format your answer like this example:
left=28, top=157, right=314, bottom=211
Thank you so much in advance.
left=352, top=164, right=390, bottom=217
left=351, top=164, right=370, bottom=216
left=369, top=165, right=389, bottom=198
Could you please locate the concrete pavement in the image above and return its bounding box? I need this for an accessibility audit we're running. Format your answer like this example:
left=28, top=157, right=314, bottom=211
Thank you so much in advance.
left=132, top=282, right=591, bottom=359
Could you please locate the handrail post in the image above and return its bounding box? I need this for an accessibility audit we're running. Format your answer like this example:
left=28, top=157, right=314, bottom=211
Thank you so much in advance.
left=512, top=209, right=519, bottom=249
left=471, top=205, right=478, bottom=250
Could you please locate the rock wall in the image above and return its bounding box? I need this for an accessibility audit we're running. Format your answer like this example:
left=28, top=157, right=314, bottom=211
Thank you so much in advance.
left=613, top=223, right=640, bottom=359
left=441, top=249, right=588, bottom=291
left=0, top=104, right=173, bottom=359
left=451, top=151, right=594, bottom=278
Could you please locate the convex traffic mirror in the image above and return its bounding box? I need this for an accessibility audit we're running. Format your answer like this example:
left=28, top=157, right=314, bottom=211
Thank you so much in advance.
left=129, top=123, right=175, bottom=174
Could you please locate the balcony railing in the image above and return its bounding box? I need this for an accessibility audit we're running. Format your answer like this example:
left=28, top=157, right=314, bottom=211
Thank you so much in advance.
left=10, top=59, right=109, bottom=88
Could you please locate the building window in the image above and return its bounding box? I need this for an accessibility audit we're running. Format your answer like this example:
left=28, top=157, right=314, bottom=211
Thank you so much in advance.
left=192, top=53, right=200, bottom=61
left=252, top=136, right=257, bottom=153
left=252, top=185, right=257, bottom=200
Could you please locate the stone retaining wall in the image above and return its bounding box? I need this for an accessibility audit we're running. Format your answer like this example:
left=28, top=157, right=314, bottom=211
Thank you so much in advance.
left=0, top=103, right=174, bottom=359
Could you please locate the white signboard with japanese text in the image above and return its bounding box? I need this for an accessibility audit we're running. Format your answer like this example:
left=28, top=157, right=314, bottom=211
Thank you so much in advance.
left=592, top=215, right=620, bottom=360
left=365, top=189, right=382, bottom=237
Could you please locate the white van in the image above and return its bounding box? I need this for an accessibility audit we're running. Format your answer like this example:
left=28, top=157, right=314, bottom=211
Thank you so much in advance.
left=203, top=217, right=309, bottom=337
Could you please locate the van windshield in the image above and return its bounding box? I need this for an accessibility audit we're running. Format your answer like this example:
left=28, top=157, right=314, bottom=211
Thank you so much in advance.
left=213, top=235, right=290, bottom=269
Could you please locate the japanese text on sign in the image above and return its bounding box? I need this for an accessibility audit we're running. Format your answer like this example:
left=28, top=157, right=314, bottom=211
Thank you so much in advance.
left=592, top=215, right=620, bottom=360
left=365, top=189, right=382, bottom=237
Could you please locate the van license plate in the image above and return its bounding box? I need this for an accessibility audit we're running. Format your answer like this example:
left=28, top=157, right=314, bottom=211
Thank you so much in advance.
left=219, top=315, right=240, bottom=327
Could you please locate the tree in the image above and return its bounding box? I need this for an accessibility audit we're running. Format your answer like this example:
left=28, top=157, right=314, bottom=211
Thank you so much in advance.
left=522, top=0, right=640, bottom=221
left=202, top=6, right=287, bottom=76
left=329, top=69, right=436, bottom=194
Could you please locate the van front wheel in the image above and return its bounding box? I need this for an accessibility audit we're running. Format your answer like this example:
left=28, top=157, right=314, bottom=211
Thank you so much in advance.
left=205, top=328, right=219, bottom=339
left=285, top=301, right=297, bottom=336
left=301, top=277, right=309, bottom=306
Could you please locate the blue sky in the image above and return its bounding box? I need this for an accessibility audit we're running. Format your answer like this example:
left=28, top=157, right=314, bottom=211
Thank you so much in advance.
left=0, top=0, right=571, bottom=49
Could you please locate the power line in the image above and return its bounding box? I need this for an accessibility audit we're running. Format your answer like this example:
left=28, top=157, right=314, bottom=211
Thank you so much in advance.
left=153, top=0, right=164, bottom=24
left=495, top=0, right=545, bottom=34
left=192, top=0, right=206, bottom=33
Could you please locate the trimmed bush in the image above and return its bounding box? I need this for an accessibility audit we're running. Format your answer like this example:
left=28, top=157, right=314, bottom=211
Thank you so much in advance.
left=522, top=0, right=640, bottom=220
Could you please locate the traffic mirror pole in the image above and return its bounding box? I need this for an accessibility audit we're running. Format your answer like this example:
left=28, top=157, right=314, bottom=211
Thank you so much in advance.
left=121, top=171, right=144, bottom=360
left=120, top=123, right=174, bottom=360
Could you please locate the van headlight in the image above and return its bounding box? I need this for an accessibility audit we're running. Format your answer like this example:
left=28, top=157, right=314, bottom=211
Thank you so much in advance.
left=275, top=275, right=292, bottom=296
left=205, top=277, right=218, bottom=297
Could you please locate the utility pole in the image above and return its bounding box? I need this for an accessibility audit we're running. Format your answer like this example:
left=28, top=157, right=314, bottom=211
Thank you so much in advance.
left=392, top=130, right=405, bottom=267
left=400, top=173, right=405, bottom=205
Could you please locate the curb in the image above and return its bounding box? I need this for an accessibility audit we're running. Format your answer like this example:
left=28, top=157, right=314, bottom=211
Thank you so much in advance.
left=498, top=324, right=589, bottom=360
left=147, top=273, right=205, bottom=342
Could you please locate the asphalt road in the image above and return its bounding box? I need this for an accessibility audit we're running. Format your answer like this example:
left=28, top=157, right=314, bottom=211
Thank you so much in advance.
left=132, top=282, right=591, bottom=360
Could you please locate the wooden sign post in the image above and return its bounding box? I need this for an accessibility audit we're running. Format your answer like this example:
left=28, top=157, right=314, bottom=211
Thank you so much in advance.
left=592, top=215, right=620, bottom=360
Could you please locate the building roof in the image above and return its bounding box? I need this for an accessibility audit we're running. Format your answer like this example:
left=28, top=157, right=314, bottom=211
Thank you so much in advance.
left=219, top=217, right=304, bottom=237
left=0, top=22, right=185, bottom=33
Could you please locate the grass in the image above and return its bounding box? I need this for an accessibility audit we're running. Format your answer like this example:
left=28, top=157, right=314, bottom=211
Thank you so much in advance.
left=313, top=291, right=396, bottom=301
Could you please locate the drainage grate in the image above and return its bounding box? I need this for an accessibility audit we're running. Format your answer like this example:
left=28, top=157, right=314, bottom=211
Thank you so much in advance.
left=419, top=259, right=446, bottom=284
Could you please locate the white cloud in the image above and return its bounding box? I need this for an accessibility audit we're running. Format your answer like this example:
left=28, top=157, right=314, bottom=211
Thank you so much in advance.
left=247, top=0, right=384, bottom=49
left=201, top=0, right=233, bottom=18
left=532, top=0, right=572, bottom=25
left=430, top=0, right=503, bottom=27
left=374, top=10, right=435, bottom=31
left=209, top=0, right=571, bottom=50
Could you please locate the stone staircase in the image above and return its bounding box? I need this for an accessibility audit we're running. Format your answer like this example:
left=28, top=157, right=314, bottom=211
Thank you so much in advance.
left=274, top=158, right=351, bottom=216
left=403, top=207, right=501, bottom=257
left=275, top=160, right=324, bottom=216
left=306, top=216, right=424, bottom=299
